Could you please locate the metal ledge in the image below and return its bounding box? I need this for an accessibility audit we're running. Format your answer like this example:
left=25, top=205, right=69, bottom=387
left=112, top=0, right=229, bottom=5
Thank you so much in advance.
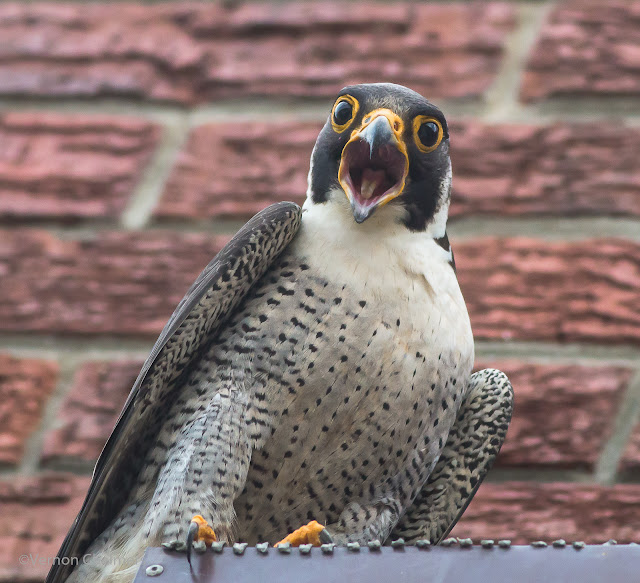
left=134, top=543, right=640, bottom=583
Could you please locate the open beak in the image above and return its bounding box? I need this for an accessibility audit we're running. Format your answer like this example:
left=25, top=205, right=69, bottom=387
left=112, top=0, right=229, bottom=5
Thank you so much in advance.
left=338, top=109, right=409, bottom=223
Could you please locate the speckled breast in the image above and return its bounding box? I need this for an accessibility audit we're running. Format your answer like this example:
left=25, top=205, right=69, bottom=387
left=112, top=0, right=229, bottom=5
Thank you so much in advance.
left=207, top=247, right=471, bottom=544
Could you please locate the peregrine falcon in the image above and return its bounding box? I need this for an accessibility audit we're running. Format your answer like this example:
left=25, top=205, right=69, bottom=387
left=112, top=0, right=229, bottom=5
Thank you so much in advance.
left=48, top=83, right=513, bottom=583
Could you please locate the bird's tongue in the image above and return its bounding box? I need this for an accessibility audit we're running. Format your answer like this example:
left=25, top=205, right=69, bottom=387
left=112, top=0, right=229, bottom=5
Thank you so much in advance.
left=359, top=168, right=387, bottom=200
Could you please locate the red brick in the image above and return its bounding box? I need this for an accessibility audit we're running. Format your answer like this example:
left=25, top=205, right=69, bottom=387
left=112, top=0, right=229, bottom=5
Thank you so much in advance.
left=156, top=122, right=318, bottom=221
left=156, top=121, right=640, bottom=222
left=450, top=122, right=640, bottom=218
left=0, top=2, right=514, bottom=103
left=619, top=417, right=640, bottom=474
left=2, top=232, right=639, bottom=344
left=475, top=361, right=631, bottom=469
left=522, top=1, right=640, bottom=101
left=0, top=230, right=228, bottom=337
left=458, top=238, right=640, bottom=345
left=0, top=354, right=58, bottom=466
left=43, top=360, right=143, bottom=465
left=451, top=482, right=640, bottom=543
left=0, top=474, right=90, bottom=582
left=0, top=113, right=160, bottom=222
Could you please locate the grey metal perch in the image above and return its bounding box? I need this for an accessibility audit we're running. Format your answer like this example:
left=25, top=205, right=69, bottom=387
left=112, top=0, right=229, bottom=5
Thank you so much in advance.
left=134, top=542, right=640, bottom=583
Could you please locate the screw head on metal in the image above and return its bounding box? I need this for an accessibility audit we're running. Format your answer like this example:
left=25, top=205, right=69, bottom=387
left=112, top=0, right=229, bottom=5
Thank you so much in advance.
left=256, top=542, right=269, bottom=554
left=367, top=540, right=382, bottom=551
left=145, top=564, right=164, bottom=577
left=211, top=541, right=226, bottom=553
left=193, top=540, right=207, bottom=554
left=277, top=542, right=292, bottom=554
left=299, top=544, right=313, bottom=555
left=321, top=543, right=335, bottom=554
left=233, top=542, right=248, bottom=555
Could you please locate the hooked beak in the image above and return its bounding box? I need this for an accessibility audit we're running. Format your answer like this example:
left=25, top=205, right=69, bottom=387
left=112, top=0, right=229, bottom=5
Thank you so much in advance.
left=338, top=109, right=409, bottom=223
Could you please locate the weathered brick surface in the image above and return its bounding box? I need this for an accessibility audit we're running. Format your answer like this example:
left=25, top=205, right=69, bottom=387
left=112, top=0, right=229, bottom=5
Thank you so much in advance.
left=452, top=481, right=640, bottom=543
left=42, top=360, right=142, bottom=465
left=0, top=2, right=513, bottom=103
left=0, top=113, right=160, bottom=222
left=458, top=238, right=640, bottom=345
left=0, top=230, right=227, bottom=337
left=0, top=354, right=58, bottom=466
left=156, top=121, right=640, bottom=221
left=2, top=232, right=640, bottom=345
left=449, top=122, right=640, bottom=218
left=0, top=474, right=90, bottom=582
left=156, top=122, right=316, bottom=220
left=475, top=362, right=631, bottom=470
left=620, top=419, right=640, bottom=474
left=522, top=1, right=640, bottom=101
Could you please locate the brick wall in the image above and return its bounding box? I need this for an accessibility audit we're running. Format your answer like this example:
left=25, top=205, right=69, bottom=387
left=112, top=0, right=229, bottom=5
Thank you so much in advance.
left=1, top=1, right=640, bottom=580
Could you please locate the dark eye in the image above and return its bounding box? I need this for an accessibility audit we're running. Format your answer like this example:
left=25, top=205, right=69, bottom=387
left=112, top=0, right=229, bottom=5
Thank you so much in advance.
left=331, top=96, right=358, bottom=132
left=333, top=100, right=353, bottom=126
left=413, top=116, right=443, bottom=152
left=418, top=122, right=439, bottom=148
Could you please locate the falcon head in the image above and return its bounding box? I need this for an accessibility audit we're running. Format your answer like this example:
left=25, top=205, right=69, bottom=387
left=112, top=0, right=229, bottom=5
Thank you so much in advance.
left=307, top=83, right=451, bottom=233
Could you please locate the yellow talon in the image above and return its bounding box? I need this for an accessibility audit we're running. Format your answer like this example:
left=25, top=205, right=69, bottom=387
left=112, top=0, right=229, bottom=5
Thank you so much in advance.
left=275, top=520, right=328, bottom=547
left=190, top=515, right=217, bottom=545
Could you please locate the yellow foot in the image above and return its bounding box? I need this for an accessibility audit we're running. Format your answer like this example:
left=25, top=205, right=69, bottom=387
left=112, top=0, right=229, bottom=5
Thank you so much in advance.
left=275, top=520, right=333, bottom=547
left=189, top=515, right=218, bottom=546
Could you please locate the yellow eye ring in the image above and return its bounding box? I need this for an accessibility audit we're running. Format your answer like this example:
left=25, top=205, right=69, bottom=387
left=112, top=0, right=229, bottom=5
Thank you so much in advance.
left=331, top=95, right=359, bottom=133
left=413, top=116, right=444, bottom=153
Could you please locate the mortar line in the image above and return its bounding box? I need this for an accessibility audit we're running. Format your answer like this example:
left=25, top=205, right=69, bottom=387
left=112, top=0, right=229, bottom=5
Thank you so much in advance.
left=2, top=94, right=640, bottom=125
left=480, top=1, right=553, bottom=123
left=149, top=216, right=640, bottom=241
left=1, top=335, right=640, bottom=366
left=474, top=341, right=640, bottom=366
left=120, top=112, right=191, bottom=229
left=0, top=334, right=154, bottom=358
left=448, top=217, right=640, bottom=242
left=6, top=216, right=638, bottom=242
left=0, top=98, right=189, bottom=121
left=16, top=354, right=83, bottom=476
left=594, top=371, right=640, bottom=485
left=485, top=468, right=595, bottom=484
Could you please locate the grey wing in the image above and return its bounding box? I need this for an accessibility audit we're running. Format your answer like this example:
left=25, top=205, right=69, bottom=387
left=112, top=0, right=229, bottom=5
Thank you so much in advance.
left=391, top=368, right=514, bottom=543
left=46, top=202, right=302, bottom=583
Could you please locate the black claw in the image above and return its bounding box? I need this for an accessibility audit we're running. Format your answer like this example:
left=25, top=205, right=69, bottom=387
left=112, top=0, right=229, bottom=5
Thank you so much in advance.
left=319, top=528, right=333, bottom=544
left=186, top=520, right=199, bottom=566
